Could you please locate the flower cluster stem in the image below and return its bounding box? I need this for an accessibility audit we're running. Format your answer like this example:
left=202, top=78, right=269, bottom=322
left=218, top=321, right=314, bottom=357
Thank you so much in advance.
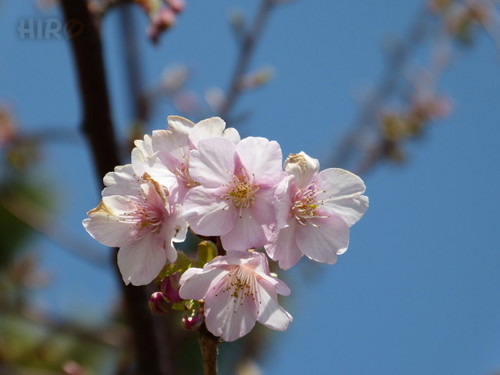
left=199, top=324, right=219, bottom=375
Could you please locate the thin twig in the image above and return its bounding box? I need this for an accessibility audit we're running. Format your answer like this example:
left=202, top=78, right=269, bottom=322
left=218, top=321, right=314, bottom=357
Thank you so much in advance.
left=331, top=7, right=431, bottom=171
left=0, top=194, right=108, bottom=268
left=218, top=0, right=276, bottom=121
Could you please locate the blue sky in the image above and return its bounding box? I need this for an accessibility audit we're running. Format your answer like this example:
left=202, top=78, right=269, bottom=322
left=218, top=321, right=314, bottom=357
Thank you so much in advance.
left=1, top=0, right=500, bottom=374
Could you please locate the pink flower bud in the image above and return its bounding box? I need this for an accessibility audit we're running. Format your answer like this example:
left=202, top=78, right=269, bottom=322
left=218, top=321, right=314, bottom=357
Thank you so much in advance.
left=148, top=292, right=170, bottom=314
left=160, top=272, right=182, bottom=303
left=182, top=311, right=203, bottom=330
left=165, top=0, right=185, bottom=14
left=147, top=7, right=176, bottom=44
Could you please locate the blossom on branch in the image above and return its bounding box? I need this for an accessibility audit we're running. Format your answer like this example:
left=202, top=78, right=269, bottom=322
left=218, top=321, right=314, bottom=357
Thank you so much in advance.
left=132, top=116, right=240, bottom=200
left=183, top=136, right=285, bottom=251
left=266, top=152, right=369, bottom=270
left=83, top=165, right=187, bottom=286
left=179, top=251, right=292, bottom=342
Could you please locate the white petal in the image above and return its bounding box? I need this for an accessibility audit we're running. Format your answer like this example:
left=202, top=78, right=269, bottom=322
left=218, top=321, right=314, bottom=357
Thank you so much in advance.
left=189, top=138, right=236, bottom=187
left=167, top=115, right=195, bottom=136
left=151, top=129, right=190, bottom=170
left=102, top=164, right=143, bottom=196
left=236, top=137, right=283, bottom=186
left=296, top=215, right=350, bottom=264
left=284, top=152, right=319, bottom=189
left=179, top=267, right=227, bottom=300
left=222, top=127, right=241, bottom=144
left=170, top=204, right=188, bottom=242
left=316, top=168, right=369, bottom=226
left=131, top=134, right=153, bottom=163
left=273, top=175, right=293, bottom=229
left=83, top=198, right=136, bottom=247
left=205, top=283, right=257, bottom=342
left=221, top=213, right=268, bottom=251
left=117, top=234, right=167, bottom=286
left=265, top=223, right=303, bottom=270
left=256, top=285, right=292, bottom=331
left=251, top=187, right=277, bottom=225
left=189, top=117, right=226, bottom=147
left=183, top=187, right=236, bottom=236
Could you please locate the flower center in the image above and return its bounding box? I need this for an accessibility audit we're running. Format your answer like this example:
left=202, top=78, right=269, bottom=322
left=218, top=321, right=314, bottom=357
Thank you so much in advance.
left=291, top=185, right=326, bottom=225
left=137, top=204, right=164, bottom=230
left=222, top=175, right=259, bottom=211
left=174, top=163, right=200, bottom=188
left=217, top=266, right=259, bottom=309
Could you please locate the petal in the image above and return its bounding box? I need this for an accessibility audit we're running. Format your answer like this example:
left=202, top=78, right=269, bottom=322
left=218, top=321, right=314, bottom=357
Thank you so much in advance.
left=222, top=127, right=241, bottom=144
left=236, top=137, right=283, bottom=186
left=316, top=168, right=369, bottom=226
left=179, top=267, right=228, bottom=300
left=131, top=134, right=153, bottom=163
left=183, top=187, right=236, bottom=236
left=102, top=164, right=143, bottom=196
left=170, top=204, right=188, bottom=243
left=189, top=117, right=226, bottom=147
left=189, top=138, right=236, bottom=187
left=117, top=234, right=167, bottom=285
left=251, top=187, right=277, bottom=225
left=142, top=155, right=179, bottom=194
left=284, top=152, right=319, bottom=189
left=221, top=213, right=268, bottom=251
left=167, top=115, right=195, bottom=136
left=83, top=198, right=136, bottom=247
left=273, top=175, right=294, bottom=229
left=296, top=215, right=350, bottom=264
left=256, top=285, right=292, bottom=331
left=151, top=129, right=190, bottom=170
left=204, top=283, right=257, bottom=342
left=265, top=223, right=303, bottom=270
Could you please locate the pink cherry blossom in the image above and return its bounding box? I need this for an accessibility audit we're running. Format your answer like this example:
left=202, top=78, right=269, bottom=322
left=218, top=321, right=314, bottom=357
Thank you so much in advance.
left=83, top=166, right=187, bottom=286
left=132, top=116, right=240, bottom=201
left=265, top=152, right=369, bottom=270
left=178, top=251, right=292, bottom=342
left=182, top=136, right=285, bottom=251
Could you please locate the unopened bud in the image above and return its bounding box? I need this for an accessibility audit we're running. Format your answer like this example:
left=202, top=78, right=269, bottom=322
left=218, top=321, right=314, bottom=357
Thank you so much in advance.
left=182, top=311, right=204, bottom=330
left=165, top=0, right=185, bottom=14
left=149, top=292, right=170, bottom=314
left=148, top=7, right=176, bottom=44
left=160, top=272, right=182, bottom=303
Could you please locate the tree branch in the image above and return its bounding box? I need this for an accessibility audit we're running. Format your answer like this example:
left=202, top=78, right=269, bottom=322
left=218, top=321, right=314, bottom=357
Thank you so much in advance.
left=199, top=324, right=219, bottom=375
left=218, top=0, right=276, bottom=121
left=59, top=1, right=174, bottom=373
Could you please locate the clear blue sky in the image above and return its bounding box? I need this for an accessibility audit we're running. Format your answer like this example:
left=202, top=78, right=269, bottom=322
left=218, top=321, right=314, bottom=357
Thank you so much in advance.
left=1, top=0, right=500, bottom=374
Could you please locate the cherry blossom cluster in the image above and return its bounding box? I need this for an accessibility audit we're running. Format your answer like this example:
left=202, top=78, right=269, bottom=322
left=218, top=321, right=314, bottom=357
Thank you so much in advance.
left=83, top=116, right=368, bottom=342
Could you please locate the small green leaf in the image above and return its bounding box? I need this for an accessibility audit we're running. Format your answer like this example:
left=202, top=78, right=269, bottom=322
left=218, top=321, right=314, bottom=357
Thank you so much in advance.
left=197, top=240, right=217, bottom=266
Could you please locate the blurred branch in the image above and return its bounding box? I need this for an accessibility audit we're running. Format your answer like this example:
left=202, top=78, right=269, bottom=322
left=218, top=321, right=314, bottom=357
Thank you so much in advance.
left=92, top=0, right=132, bottom=20
left=59, top=1, right=174, bottom=374
left=2, top=309, right=127, bottom=348
left=218, top=0, right=277, bottom=121
left=0, top=193, right=108, bottom=268
left=331, top=7, right=430, bottom=172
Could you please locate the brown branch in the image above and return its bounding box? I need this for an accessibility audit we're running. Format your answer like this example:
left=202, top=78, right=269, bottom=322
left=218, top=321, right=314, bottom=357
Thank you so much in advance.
left=199, top=324, right=219, bottom=375
left=58, top=1, right=174, bottom=374
left=218, top=0, right=277, bottom=121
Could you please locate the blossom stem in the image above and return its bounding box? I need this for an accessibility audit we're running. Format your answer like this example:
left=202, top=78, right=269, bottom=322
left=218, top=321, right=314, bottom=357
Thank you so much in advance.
left=199, top=324, right=219, bottom=375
